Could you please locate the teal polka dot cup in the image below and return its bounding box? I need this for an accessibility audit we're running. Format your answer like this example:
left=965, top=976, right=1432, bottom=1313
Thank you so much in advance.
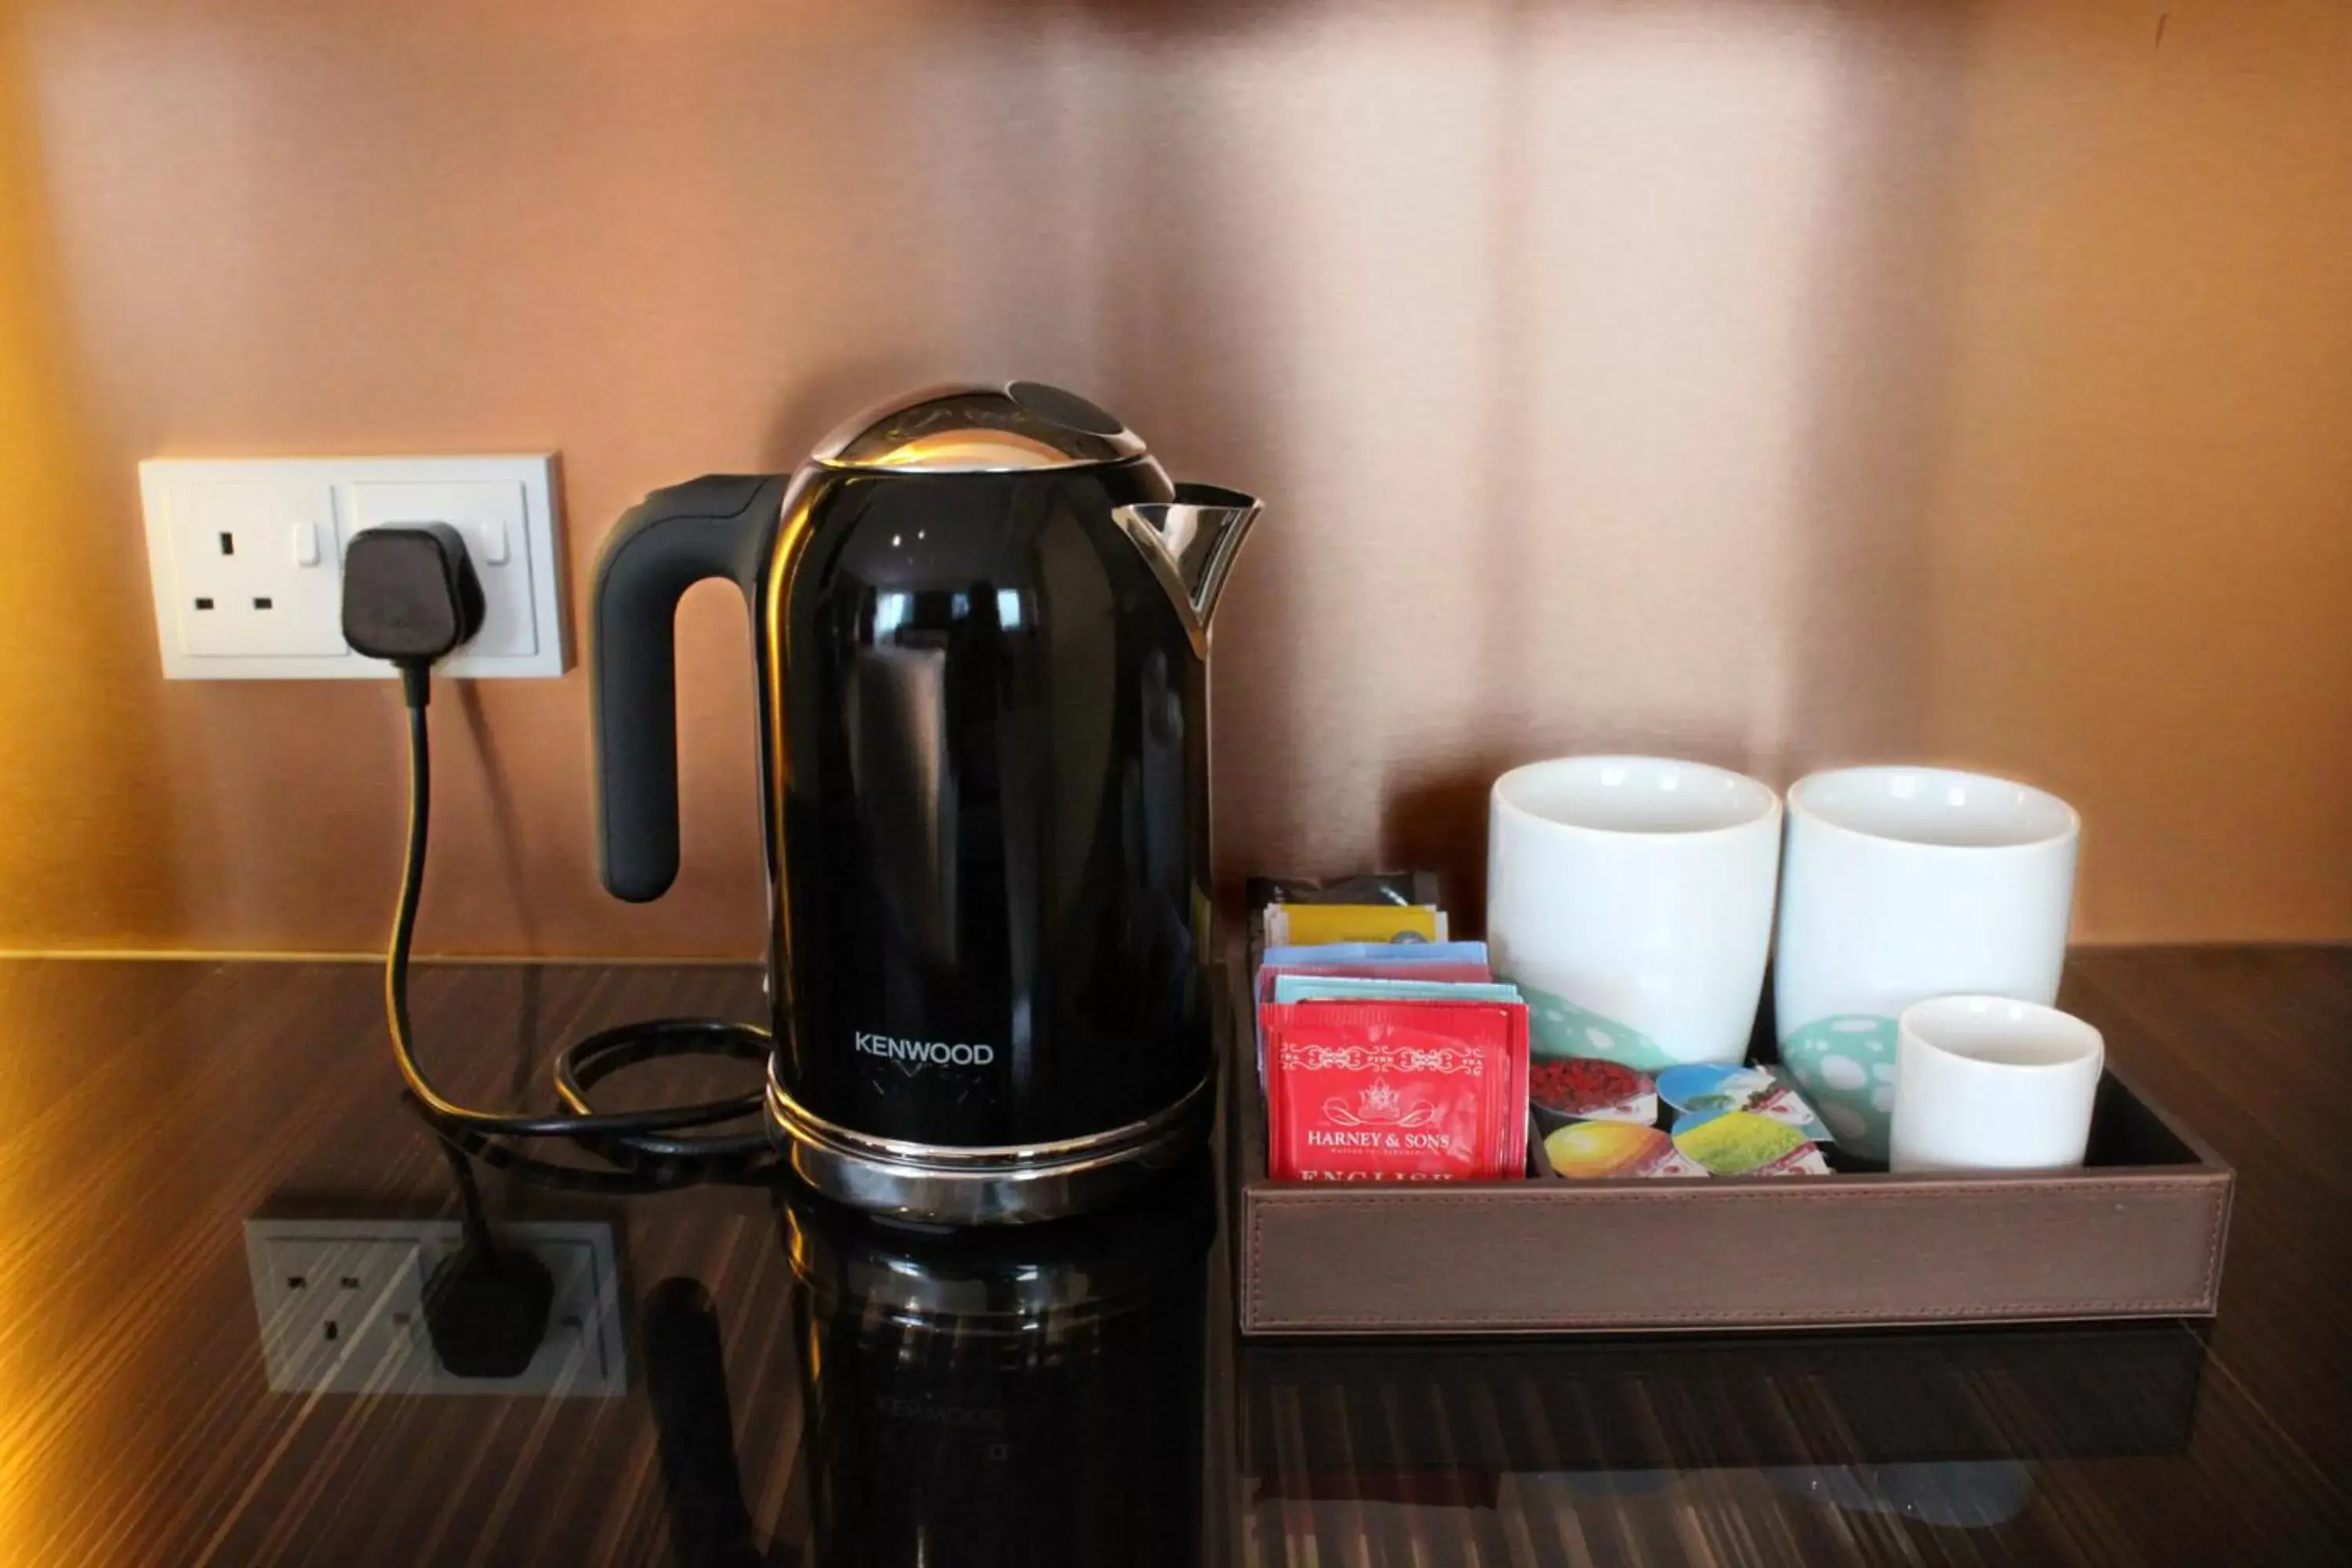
left=1490, top=757, right=1784, bottom=1072
left=1773, top=767, right=2080, bottom=1165
left=1778, top=1014, right=1902, bottom=1159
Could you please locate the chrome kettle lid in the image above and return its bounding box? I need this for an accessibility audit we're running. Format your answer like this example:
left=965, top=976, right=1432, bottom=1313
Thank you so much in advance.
left=811, top=381, right=1150, bottom=473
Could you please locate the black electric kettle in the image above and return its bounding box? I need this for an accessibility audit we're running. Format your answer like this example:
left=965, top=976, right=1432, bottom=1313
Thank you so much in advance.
left=591, top=383, right=1258, bottom=1223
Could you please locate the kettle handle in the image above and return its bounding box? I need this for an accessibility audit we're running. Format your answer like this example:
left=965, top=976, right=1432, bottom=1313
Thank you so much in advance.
left=591, top=474, right=786, bottom=902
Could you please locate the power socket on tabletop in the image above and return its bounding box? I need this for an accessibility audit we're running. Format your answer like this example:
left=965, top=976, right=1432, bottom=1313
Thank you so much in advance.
left=241, top=1218, right=625, bottom=1397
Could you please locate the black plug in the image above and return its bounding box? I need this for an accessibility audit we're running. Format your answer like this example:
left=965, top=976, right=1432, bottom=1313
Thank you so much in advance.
left=343, top=522, right=485, bottom=703
left=424, top=1242, right=554, bottom=1379
left=425, top=1138, right=553, bottom=1380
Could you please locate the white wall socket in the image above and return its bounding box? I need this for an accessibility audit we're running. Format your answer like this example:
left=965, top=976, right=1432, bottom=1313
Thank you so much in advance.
left=241, top=1218, right=626, bottom=1397
left=140, top=456, right=567, bottom=680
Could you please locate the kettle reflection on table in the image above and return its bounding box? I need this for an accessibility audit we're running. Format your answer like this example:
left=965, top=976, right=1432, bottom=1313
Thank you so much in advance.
left=642, top=1166, right=1214, bottom=1568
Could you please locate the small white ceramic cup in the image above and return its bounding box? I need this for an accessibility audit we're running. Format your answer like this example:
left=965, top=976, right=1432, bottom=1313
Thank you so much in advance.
left=1890, top=996, right=2105, bottom=1171
left=1488, top=756, right=1781, bottom=1070
left=1774, top=766, right=2079, bottom=1161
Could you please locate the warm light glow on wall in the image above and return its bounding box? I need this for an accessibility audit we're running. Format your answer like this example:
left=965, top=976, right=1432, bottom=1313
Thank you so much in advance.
left=2, top=29, right=63, bottom=1554
left=0, top=18, right=180, bottom=958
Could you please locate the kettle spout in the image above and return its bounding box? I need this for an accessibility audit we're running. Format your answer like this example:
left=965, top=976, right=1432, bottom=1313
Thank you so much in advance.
left=1112, top=483, right=1262, bottom=656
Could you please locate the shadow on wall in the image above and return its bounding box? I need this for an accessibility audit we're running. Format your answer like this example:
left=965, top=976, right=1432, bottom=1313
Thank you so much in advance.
left=1363, top=1, right=1971, bottom=922
left=0, top=18, right=183, bottom=948
left=917, top=0, right=1975, bottom=910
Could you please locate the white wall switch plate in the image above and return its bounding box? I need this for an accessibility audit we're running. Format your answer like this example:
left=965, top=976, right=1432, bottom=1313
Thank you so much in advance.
left=242, top=1218, right=626, bottom=1397
left=140, top=456, right=567, bottom=680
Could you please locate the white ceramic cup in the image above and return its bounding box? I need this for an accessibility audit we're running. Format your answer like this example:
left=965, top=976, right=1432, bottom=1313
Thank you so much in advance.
left=1488, top=756, right=1781, bottom=1070
left=1774, top=766, right=2079, bottom=1161
left=1890, top=996, right=2105, bottom=1171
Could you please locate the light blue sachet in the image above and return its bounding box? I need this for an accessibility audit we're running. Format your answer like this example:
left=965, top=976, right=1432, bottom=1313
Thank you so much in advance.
left=1261, top=941, right=1490, bottom=968
left=1272, top=975, right=1524, bottom=1005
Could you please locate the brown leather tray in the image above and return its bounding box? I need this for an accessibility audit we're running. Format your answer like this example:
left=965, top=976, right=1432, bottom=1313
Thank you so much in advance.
left=1229, top=978, right=2234, bottom=1338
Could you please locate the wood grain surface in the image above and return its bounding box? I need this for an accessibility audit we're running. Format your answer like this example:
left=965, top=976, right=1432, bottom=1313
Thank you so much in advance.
left=0, top=949, right=2346, bottom=1565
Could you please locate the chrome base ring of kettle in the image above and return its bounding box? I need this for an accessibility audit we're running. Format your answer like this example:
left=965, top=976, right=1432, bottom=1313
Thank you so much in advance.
left=767, top=1067, right=1217, bottom=1226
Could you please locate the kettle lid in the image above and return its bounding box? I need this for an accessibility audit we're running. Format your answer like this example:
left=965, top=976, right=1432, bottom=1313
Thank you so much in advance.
left=811, top=381, right=1149, bottom=473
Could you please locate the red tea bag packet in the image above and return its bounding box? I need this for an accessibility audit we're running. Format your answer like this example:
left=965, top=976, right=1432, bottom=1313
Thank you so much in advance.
left=1263, top=1000, right=1529, bottom=1182
left=1251, top=960, right=1494, bottom=1094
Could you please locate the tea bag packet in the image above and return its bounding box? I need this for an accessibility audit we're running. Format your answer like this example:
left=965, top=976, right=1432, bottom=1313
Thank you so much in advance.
left=1256, top=946, right=1494, bottom=1012
left=1248, top=871, right=1442, bottom=910
left=1265, top=904, right=1450, bottom=947
left=1272, top=976, right=1523, bottom=1005
left=1260, top=942, right=1491, bottom=969
left=1262, top=1000, right=1528, bottom=1181
left=1248, top=872, right=1441, bottom=971
left=1252, top=946, right=1493, bottom=1088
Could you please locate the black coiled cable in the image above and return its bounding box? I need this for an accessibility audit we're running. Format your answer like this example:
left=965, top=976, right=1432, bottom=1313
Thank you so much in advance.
left=384, top=666, right=775, bottom=1178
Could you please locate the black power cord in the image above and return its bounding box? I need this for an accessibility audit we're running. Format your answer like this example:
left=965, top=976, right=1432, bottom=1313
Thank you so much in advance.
left=346, top=524, right=775, bottom=1179
left=425, top=1134, right=554, bottom=1378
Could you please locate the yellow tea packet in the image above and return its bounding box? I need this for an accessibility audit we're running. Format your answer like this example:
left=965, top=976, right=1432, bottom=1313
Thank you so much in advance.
left=1266, top=904, right=1446, bottom=946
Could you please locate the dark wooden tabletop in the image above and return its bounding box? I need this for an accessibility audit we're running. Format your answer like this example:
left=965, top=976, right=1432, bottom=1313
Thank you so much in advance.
left=2, top=948, right=2347, bottom=1566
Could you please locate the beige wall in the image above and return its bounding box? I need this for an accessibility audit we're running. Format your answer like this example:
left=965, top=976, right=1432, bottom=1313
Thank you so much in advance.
left=0, top=0, right=2345, bottom=956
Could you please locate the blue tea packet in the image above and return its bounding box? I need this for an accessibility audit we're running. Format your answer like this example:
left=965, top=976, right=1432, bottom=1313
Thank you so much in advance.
left=1260, top=941, right=1490, bottom=969
left=1272, top=975, right=1524, bottom=1005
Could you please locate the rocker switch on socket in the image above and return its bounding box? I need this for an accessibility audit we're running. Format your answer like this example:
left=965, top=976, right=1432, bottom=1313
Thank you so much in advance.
left=139, top=456, right=566, bottom=681
left=350, top=480, right=535, bottom=659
